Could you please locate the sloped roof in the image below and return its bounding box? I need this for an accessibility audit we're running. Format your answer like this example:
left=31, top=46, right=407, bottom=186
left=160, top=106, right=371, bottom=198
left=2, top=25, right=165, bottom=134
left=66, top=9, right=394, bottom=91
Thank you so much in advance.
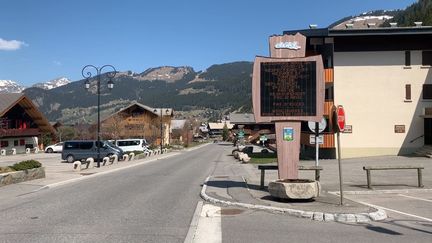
left=171, top=119, right=187, bottom=130
left=0, top=93, right=24, bottom=116
left=102, top=102, right=173, bottom=122
left=0, top=93, right=56, bottom=135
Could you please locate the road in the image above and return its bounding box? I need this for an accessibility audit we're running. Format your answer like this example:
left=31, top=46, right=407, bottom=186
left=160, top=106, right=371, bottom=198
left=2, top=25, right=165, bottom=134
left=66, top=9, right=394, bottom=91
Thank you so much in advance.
left=0, top=145, right=219, bottom=242
left=1, top=144, right=431, bottom=243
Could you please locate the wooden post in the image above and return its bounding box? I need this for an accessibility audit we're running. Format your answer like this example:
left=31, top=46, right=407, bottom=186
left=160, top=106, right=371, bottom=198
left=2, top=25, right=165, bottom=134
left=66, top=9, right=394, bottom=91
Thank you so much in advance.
left=275, top=122, right=300, bottom=179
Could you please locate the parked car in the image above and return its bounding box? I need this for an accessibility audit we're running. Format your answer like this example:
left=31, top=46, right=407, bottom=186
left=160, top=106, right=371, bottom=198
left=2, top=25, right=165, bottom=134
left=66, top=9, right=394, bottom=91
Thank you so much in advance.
left=45, top=142, right=63, bottom=153
left=114, top=139, right=149, bottom=153
left=61, top=140, right=124, bottom=163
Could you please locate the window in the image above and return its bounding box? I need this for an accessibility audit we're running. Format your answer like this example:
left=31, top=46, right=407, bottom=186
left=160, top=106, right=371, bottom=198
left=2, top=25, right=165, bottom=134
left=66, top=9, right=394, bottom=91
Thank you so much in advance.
left=405, top=51, right=411, bottom=66
left=14, top=140, right=18, bottom=146
left=1, top=141, right=9, bottom=147
left=405, top=84, right=411, bottom=100
left=422, top=51, right=432, bottom=66
left=423, top=84, right=432, bottom=99
left=20, top=139, right=25, bottom=146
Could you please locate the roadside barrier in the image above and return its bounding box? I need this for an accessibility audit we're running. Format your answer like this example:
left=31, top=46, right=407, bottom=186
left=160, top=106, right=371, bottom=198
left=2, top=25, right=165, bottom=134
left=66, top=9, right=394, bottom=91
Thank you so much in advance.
left=122, top=154, right=129, bottom=161
left=0, top=149, right=5, bottom=156
left=129, top=152, right=135, bottom=161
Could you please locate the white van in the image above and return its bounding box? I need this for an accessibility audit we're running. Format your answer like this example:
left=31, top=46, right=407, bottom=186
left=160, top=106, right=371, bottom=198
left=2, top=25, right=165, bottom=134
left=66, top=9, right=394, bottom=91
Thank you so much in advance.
left=115, top=139, right=148, bottom=152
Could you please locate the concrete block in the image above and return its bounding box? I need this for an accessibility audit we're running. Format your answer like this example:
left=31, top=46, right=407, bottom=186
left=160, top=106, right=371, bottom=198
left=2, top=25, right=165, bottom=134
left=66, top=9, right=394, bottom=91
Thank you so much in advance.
left=324, top=213, right=335, bottom=222
left=111, top=154, right=118, bottom=164
left=73, top=161, right=81, bottom=172
left=129, top=153, right=135, bottom=161
left=313, top=212, right=324, bottom=221
left=85, top=158, right=94, bottom=169
left=11, top=148, right=16, bottom=155
left=102, top=157, right=110, bottom=166
left=122, top=154, right=129, bottom=161
left=1, top=149, right=6, bottom=156
left=25, top=148, right=31, bottom=154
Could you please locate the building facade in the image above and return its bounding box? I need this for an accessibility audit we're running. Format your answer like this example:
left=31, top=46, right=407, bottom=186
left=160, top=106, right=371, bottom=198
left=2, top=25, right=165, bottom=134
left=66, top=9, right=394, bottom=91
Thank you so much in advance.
left=101, top=102, right=173, bottom=146
left=0, top=93, right=56, bottom=153
left=282, top=25, right=432, bottom=158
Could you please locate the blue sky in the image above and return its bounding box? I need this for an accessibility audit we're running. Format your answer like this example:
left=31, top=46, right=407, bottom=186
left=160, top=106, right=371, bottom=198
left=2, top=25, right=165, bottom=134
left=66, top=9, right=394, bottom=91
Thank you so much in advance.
left=0, top=0, right=417, bottom=86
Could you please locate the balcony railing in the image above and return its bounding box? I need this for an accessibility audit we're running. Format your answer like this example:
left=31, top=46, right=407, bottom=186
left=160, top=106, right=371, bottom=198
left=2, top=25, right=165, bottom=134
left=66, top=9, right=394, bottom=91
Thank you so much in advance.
left=0, top=128, right=40, bottom=138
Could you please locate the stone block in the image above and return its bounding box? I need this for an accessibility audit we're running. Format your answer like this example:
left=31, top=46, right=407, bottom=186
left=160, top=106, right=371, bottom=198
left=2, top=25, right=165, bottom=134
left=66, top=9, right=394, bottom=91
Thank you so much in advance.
left=73, top=161, right=81, bottom=172
left=268, top=179, right=321, bottom=200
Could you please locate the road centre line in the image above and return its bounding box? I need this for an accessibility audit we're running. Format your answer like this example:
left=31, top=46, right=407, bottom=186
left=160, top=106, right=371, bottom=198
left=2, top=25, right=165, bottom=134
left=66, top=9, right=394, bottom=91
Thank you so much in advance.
left=397, top=194, right=432, bottom=203
left=355, top=200, right=432, bottom=222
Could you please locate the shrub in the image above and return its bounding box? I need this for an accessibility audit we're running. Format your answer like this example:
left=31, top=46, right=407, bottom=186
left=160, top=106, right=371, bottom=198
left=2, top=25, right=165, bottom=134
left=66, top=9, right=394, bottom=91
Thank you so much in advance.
left=9, top=160, right=42, bottom=171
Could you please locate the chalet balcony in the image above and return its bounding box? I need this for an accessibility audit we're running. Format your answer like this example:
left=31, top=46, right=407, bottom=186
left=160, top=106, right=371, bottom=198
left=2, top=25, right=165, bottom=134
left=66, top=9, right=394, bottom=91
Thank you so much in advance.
left=0, top=128, right=40, bottom=138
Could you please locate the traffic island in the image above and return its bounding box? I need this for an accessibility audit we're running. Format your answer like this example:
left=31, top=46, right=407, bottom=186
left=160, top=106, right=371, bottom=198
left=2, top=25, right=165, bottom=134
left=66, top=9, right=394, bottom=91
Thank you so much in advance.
left=268, top=179, right=320, bottom=200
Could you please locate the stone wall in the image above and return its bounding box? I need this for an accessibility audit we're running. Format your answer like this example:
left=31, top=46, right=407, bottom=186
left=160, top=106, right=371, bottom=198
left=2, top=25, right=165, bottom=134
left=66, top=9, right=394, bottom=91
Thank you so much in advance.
left=0, top=167, right=45, bottom=187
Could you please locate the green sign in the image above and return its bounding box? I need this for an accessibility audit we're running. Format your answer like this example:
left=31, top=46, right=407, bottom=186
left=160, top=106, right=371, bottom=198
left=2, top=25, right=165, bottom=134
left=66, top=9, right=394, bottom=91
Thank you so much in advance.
left=238, top=131, right=245, bottom=138
left=259, top=135, right=268, bottom=141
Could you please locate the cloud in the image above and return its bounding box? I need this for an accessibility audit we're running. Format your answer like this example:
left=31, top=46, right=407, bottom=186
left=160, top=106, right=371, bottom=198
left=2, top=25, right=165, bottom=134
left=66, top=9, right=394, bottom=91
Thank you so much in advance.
left=53, top=60, right=62, bottom=66
left=0, top=38, right=28, bottom=51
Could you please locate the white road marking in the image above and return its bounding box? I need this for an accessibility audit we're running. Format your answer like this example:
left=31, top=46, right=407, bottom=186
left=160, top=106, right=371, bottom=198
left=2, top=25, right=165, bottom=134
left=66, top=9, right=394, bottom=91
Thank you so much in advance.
left=193, top=204, right=222, bottom=243
left=356, top=200, right=432, bottom=222
left=397, top=194, right=432, bottom=203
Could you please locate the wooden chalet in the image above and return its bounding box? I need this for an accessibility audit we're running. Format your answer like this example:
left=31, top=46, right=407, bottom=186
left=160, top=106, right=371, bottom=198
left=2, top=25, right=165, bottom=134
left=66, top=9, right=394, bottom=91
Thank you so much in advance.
left=101, top=102, right=173, bottom=146
left=0, top=93, right=56, bottom=152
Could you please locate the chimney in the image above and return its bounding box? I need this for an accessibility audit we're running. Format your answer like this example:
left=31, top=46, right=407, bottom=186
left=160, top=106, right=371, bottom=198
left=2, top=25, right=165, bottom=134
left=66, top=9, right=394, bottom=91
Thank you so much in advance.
left=414, top=22, right=423, bottom=27
left=367, top=23, right=376, bottom=28
left=309, top=24, right=317, bottom=29
left=390, top=22, right=398, bottom=28
left=345, top=23, right=354, bottom=29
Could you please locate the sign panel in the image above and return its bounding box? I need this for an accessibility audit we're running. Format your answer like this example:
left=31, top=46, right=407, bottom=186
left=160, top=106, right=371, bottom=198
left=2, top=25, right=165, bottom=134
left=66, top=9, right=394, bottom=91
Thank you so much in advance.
left=394, top=125, right=405, bottom=133
left=309, top=135, right=324, bottom=145
left=336, top=106, right=346, bottom=132
left=308, top=118, right=327, bottom=133
left=259, top=135, right=268, bottom=141
left=343, top=125, right=352, bottom=133
left=260, top=61, right=317, bottom=117
left=283, top=127, right=294, bottom=141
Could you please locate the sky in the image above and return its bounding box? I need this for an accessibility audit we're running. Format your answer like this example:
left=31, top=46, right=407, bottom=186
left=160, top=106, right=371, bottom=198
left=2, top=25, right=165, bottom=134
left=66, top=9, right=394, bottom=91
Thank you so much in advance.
left=0, top=0, right=417, bottom=86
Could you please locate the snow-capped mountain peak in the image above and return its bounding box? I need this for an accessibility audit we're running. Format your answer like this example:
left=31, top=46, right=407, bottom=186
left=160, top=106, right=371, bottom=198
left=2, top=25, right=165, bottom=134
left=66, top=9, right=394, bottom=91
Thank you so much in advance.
left=32, top=77, right=71, bottom=90
left=0, top=80, right=25, bottom=93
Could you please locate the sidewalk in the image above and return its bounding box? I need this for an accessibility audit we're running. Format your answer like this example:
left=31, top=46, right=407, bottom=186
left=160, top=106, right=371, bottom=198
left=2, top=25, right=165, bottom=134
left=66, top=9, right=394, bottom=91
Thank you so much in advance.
left=201, top=144, right=431, bottom=222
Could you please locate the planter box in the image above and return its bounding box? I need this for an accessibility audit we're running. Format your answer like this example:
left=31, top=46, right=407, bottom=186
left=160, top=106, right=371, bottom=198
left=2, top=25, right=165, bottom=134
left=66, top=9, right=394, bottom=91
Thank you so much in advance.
left=0, top=167, right=45, bottom=187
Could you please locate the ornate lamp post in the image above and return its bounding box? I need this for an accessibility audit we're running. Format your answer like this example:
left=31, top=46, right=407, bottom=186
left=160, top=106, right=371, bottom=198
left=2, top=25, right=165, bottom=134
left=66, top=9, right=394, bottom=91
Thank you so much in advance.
left=82, top=64, right=117, bottom=167
left=154, top=108, right=171, bottom=153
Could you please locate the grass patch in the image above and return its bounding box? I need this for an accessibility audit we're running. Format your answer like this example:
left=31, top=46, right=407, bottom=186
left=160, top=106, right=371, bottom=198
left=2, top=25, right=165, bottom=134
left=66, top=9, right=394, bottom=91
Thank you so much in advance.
left=249, top=153, right=277, bottom=164
left=0, top=167, right=15, bottom=173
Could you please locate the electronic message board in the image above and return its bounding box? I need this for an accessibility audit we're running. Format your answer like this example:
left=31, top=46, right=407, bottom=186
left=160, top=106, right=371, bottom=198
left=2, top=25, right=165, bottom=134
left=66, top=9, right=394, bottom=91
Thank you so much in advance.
left=252, top=56, right=324, bottom=123
left=260, top=61, right=317, bottom=117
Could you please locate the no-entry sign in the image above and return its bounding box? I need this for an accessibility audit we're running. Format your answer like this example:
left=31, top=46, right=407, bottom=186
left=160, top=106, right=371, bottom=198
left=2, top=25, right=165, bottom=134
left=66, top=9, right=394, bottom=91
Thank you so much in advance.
left=336, top=105, right=345, bottom=132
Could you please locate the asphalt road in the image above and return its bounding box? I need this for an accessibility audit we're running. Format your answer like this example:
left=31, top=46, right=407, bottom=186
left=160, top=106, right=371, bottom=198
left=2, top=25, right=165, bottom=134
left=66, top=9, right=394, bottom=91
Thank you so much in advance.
left=0, top=145, right=219, bottom=242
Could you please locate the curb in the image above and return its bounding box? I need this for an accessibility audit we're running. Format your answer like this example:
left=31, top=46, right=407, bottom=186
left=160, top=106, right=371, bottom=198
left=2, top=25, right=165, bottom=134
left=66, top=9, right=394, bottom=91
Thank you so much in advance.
left=200, top=176, right=387, bottom=223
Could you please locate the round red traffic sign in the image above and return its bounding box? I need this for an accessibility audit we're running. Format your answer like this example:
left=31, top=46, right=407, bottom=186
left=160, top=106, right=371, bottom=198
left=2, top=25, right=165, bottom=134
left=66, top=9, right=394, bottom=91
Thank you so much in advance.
left=336, top=105, right=345, bottom=132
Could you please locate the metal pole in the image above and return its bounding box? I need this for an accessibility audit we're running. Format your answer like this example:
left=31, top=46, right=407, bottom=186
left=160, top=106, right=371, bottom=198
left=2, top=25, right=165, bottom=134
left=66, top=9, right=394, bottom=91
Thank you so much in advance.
left=82, top=64, right=117, bottom=168
left=315, top=122, right=319, bottom=167
left=160, top=109, right=163, bottom=152
left=337, top=131, right=344, bottom=205
left=97, top=73, right=101, bottom=168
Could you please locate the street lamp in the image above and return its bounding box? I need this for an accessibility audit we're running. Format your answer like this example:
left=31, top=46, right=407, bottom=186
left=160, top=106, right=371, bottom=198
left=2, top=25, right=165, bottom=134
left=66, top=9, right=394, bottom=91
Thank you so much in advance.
left=82, top=64, right=117, bottom=167
left=154, top=108, right=171, bottom=153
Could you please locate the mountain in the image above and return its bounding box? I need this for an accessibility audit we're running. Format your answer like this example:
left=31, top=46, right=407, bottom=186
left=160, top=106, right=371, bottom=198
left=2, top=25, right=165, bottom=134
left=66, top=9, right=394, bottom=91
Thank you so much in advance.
left=383, top=0, right=432, bottom=27
left=330, top=0, right=432, bottom=29
left=329, top=10, right=401, bottom=29
left=32, top=77, right=71, bottom=90
left=0, top=80, right=25, bottom=93
left=23, top=62, right=253, bottom=124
